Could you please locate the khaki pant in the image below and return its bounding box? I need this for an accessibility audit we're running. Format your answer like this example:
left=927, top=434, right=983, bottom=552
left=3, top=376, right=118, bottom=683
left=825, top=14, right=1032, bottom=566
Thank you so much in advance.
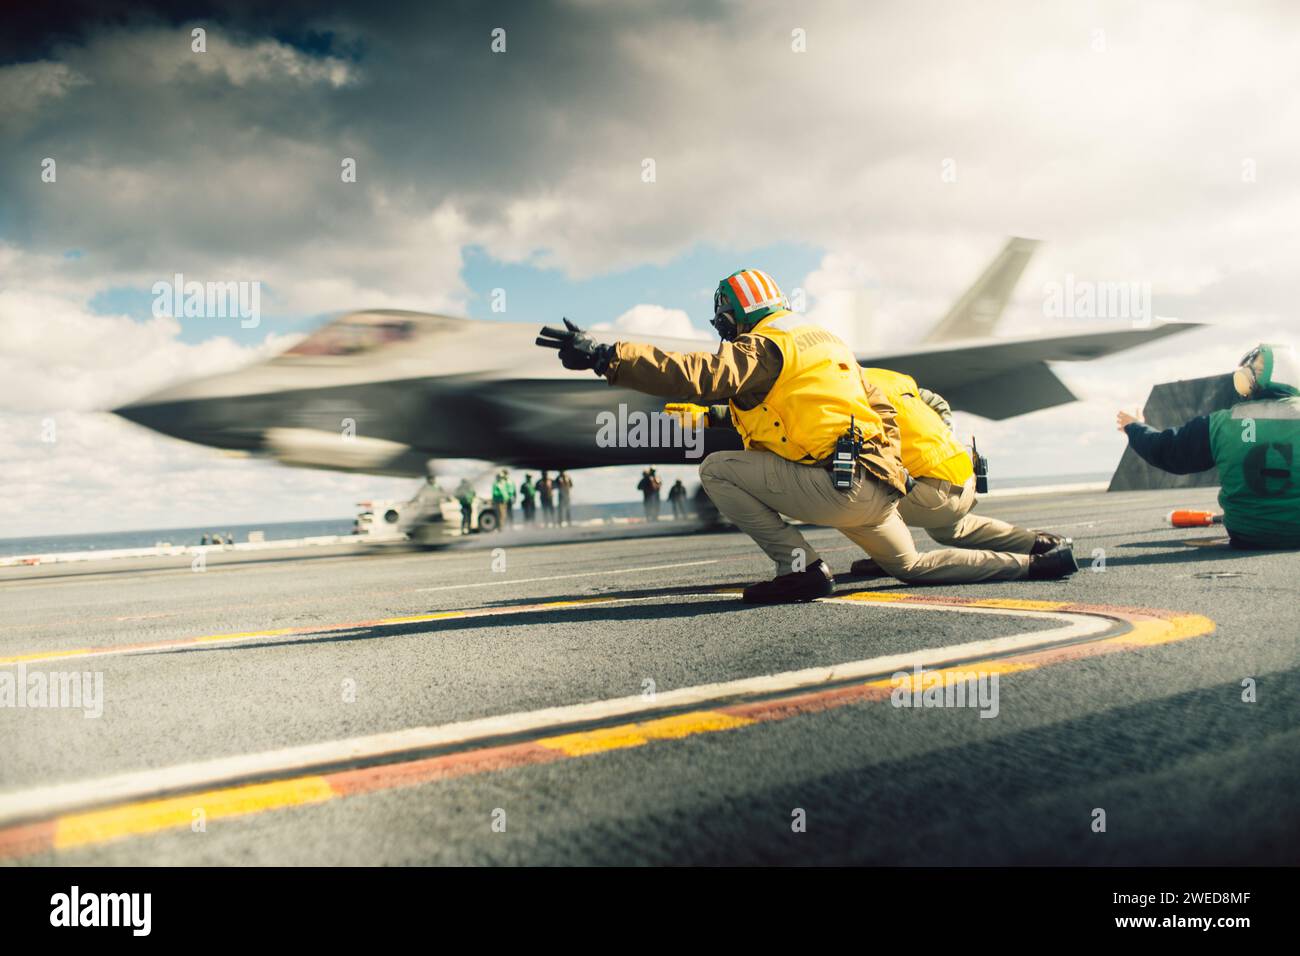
left=699, top=450, right=1028, bottom=583
left=900, top=476, right=1038, bottom=552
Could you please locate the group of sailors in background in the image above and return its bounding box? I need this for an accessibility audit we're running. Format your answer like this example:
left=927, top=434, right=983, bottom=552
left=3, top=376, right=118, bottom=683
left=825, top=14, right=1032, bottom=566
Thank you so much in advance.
left=454, top=467, right=692, bottom=533
left=456, top=469, right=573, bottom=532
left=637, top=468, right=689, bottom=521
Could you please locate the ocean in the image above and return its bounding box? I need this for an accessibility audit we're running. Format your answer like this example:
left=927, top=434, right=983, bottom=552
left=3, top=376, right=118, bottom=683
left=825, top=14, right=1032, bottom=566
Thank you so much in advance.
left=0, top=502, right=646, bottom=558
left=0, top=474, right=1111, bottom=559
left=0, top=519, right=358, bottom=559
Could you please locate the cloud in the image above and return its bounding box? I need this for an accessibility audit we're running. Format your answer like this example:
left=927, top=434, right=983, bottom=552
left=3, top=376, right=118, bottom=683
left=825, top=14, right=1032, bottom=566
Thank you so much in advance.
left=593, top=304, right=712, bottom=341
left=0, top=409, right=416, bottom=538
left=0, top=24, right=469, bottom=318
left=9, top=3, right=1300, bottom=314
left=5, top=1, right=1300, bottom=534
left=0, top=60, right=87, bottom=119
left=797, top=255, right=882, bottom=352
left=0, top=244, right=295, bottom=413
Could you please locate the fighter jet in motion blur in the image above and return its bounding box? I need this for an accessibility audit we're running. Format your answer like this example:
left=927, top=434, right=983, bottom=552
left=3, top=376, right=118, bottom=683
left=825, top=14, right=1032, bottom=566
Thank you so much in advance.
left=114, top=238, right=1200, bottom=476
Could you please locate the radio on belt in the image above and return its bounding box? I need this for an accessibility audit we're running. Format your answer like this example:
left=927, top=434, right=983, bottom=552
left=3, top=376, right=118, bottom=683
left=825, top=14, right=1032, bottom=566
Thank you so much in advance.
left=832, top=416, right=863, bottom=491
left=971, top=434, right=990, bottom=494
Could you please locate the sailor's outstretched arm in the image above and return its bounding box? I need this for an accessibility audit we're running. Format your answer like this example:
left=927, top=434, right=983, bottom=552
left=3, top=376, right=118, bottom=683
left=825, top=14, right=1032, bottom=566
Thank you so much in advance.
left=603, top=336, right=782, bottom=405
left=1119, top=413, right=1214, bottom=474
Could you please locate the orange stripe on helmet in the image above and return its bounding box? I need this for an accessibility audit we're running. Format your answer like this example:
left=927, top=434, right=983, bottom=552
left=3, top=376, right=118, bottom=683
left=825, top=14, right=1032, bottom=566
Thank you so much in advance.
left=728, top=274, right=756, bottom=310
left=759, top=270, right=780, bottom=300
left=740, top=272, right=767, bottom=311
left=728, top=269, right=785, bottom=314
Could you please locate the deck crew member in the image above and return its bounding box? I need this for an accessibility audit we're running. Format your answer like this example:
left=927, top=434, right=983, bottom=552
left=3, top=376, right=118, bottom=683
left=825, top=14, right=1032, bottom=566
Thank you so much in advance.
left=1118, top=343, right=1300, bottom=549
left=538, top=269, right=1078, bottom=602
left=848, top=368, right=1068, bottom=577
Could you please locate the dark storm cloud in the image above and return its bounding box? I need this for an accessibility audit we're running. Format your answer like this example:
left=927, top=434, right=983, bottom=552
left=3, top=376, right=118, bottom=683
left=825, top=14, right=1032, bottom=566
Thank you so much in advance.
left=2, top=0, right=358, bottom=64
left=5, top=0, right=1300, bottom=318
left=0, top=0, right=732, bottom=279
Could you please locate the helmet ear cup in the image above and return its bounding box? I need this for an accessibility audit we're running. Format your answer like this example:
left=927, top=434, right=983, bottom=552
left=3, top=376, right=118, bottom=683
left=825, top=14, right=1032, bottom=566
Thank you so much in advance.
left=1233, top=364, right=1256, bottom=398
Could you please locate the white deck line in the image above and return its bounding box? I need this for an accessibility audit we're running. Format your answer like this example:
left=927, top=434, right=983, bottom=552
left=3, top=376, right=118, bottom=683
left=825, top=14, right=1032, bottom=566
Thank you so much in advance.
left=0, top=597, right=1112, bottom=826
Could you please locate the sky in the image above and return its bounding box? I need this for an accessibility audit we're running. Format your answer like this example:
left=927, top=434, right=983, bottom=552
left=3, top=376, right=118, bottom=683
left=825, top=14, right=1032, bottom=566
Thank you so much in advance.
left=3, top=0, right=1300, bottom=537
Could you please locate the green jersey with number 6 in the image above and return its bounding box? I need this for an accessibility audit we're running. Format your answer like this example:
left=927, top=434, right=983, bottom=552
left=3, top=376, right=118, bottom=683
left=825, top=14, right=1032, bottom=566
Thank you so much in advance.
left=1209, top=397, right=1300, bottom=547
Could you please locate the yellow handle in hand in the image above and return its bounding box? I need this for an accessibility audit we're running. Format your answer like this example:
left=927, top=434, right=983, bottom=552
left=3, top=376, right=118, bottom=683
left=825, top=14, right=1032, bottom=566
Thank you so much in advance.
left=664, top=403, right=709, bottom=428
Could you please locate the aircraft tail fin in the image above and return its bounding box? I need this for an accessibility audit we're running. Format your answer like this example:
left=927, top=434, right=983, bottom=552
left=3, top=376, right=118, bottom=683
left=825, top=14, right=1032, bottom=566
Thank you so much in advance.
left=922, top=236, right=1040, bottom=343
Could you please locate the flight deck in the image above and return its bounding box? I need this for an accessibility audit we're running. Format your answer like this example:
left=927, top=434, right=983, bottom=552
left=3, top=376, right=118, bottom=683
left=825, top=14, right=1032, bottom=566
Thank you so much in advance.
left=2, top=487, right=1296, bottom=865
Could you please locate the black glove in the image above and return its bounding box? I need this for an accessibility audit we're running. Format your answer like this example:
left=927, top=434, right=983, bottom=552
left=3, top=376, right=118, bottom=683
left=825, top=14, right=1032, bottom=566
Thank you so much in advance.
left=535, top=317, right=614, bottom=375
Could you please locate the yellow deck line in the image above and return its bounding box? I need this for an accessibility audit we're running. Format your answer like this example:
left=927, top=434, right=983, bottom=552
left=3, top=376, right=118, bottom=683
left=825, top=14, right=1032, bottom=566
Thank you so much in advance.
left=864, top=659, right=1038, bottom=692
left=44, top=713, right=759, bottom=849
left=0, top=596, right=625, bottom=667
left=0, top=592, right=1216, bottom=858
left=839, top=592, right=1071, bottom=613
left=537, top=710, right=756, bottom=756
left=1106, top=613, right=1215, bottom=646
left=966, top=597, right=1071, bottom=611
left=54, top=777, right=335, bottom=850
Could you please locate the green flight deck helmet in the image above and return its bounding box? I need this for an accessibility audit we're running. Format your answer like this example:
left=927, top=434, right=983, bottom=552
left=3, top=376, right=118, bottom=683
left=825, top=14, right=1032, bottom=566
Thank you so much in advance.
left=711, top=268, right=789, bottom=341
left=1233, top=343, right=1300, bottom=399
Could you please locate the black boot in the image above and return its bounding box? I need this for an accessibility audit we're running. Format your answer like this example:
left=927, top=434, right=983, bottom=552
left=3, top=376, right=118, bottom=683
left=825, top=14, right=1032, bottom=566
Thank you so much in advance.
left=743, top=559, right=835, bottom=604
left=1027, top=544, right=1079, bottom=580
left=848, top=557, right=890, bottom=578
left=1030, top=531, right=1073, bottom=555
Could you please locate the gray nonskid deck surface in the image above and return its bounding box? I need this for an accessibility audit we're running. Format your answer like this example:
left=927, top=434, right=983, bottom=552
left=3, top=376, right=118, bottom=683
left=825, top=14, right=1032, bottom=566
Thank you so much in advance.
left=3, top=487, right=1297, bottom=864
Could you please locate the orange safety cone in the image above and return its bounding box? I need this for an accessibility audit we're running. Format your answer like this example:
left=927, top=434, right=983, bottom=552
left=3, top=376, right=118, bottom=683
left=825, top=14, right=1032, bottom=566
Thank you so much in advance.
left=1166, top=509, right=1223, bottom=527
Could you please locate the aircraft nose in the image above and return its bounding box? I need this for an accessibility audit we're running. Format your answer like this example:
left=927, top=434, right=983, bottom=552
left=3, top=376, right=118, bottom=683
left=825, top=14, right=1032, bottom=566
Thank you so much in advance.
left=113, top=399, right=174, bottom=434
left=113, top=394, right=263, bottom=451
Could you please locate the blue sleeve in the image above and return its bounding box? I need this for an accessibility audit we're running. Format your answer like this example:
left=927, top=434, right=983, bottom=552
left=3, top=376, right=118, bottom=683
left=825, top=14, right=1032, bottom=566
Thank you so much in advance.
left=1123, top=416, right=1214, bottom=474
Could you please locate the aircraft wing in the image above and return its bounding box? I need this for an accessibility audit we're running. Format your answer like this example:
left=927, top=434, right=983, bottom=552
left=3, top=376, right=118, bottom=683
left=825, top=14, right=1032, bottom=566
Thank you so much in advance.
left=862, top=321, right=1202, bottom=420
